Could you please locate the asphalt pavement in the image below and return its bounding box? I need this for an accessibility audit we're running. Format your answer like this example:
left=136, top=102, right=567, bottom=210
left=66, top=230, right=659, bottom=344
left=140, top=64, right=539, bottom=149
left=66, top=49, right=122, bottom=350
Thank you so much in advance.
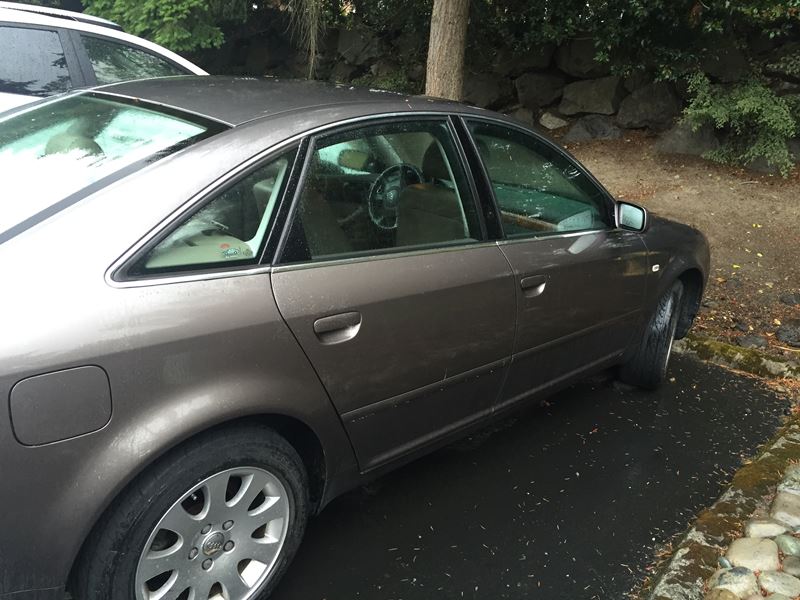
left=272, top=354, right=788, bottom=600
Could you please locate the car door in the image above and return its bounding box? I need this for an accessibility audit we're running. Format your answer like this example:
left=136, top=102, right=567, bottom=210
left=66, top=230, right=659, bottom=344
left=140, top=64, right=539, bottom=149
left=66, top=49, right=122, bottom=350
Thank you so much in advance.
left=271, top=117, right=516, bottom=472
left=463, top=118, right=649, bottom=409
left=0, top=24, right=81, bottom=111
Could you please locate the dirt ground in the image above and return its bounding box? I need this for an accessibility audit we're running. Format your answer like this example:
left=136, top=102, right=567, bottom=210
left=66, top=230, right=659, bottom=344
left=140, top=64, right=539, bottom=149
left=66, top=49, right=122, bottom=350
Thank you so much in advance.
left=564, top=132, right=800, bottom=360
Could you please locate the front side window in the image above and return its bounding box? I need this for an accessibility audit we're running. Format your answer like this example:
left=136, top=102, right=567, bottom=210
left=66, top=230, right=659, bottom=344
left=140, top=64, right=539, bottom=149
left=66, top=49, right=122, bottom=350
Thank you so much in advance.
left=0, top=93, right=221, bottom=235
left=281, top=119, right=481, bottom=264
left=467, top=121, right=610, bottom=237
left=81, top=35, right=186, bottom=85
left=0, top=27, right=71, bottom=96
left=132, top=150, right=297, bottom=275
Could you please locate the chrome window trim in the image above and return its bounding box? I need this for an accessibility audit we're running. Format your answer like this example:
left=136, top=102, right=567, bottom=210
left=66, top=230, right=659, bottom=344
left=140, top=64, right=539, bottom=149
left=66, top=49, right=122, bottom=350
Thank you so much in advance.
left=494, top=228, right=610, bottom=246
left=108, top=265, right=274, bottom=289
left=105, top=110, right=485, bottom=288
left=271, top=241, right=499, bottom=274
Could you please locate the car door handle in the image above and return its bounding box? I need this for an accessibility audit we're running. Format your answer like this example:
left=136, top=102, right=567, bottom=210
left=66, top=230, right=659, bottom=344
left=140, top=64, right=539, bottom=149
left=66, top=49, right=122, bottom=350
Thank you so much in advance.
left=313, top=312, right=362, bottom=345
left=520, top=275, right=547, bottom=298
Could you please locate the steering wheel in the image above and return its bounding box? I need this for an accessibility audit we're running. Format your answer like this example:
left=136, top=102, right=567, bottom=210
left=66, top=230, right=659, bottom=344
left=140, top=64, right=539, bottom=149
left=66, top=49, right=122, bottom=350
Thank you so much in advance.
left=367, top=164, right=423, bottom=230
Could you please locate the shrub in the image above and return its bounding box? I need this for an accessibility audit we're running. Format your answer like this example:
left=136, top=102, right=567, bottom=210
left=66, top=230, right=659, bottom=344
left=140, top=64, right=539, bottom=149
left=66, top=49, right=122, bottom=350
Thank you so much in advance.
left=351, top=71, right=422, bottom=95
left=684, top=72, right=798, bottom=175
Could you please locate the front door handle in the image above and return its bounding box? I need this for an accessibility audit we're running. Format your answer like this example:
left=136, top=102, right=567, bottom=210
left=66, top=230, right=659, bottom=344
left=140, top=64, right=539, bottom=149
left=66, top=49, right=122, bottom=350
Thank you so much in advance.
left=520, top=275, right=547, bottom=298
left=313, top=311, right=362, bottom=345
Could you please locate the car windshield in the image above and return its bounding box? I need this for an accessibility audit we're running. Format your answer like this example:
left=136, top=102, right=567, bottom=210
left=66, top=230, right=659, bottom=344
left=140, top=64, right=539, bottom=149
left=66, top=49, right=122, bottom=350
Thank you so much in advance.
left=0, top=93, right=219, bottom=235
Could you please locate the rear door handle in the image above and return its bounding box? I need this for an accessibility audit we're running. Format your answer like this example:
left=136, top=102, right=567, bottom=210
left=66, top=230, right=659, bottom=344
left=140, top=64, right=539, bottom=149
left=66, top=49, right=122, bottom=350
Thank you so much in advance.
left=313, top=311, right=362, bottom=345
left=520, top=275, right=547, bottom=298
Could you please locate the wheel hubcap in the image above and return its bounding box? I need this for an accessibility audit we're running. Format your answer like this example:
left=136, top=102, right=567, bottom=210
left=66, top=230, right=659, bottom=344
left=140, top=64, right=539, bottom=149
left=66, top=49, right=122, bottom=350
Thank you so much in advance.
left=135, top=467, right=290, bottom=600
left=202, top=532, right=225, bottom=557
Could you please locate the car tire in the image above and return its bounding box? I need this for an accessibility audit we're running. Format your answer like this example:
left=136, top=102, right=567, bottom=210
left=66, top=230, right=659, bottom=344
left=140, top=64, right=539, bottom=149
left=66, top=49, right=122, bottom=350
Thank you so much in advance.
left=72, top=424, right=309, bottom=600
left=619, top=280, right=684, bottom=390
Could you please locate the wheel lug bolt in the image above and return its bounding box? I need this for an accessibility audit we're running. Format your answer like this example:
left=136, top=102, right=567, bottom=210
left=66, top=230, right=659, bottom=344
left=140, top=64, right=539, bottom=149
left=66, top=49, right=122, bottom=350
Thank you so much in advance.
left=201, top=524, right=212, bottom=534
left=224, top=541, right=235, bottom=552
left=188, top=547, right=198, bottom=560
left=223, top=520, right=234, bottom=530
left=202, top=558, right=213, bottom=571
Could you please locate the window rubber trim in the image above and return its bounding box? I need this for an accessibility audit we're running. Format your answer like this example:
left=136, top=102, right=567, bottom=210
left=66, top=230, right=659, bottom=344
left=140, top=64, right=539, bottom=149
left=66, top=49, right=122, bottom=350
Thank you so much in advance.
left=65, top=28, right=99, bottom=86
left=451, top=115, right=504, bottom=240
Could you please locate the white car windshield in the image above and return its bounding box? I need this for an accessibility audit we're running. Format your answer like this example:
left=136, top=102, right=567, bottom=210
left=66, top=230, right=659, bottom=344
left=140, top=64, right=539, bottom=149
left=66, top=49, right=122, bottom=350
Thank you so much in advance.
left=0, top=92, right=220, bottom=235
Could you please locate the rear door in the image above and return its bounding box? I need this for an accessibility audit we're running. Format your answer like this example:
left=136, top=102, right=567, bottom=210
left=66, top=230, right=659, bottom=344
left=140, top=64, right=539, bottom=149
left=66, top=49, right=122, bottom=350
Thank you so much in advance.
left=271, top=117, right=516, bottom=472
left=463, top=118, right=649, bottom=409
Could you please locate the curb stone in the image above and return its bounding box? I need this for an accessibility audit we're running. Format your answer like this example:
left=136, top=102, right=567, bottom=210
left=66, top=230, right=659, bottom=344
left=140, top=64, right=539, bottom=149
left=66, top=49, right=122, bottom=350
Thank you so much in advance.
left=646, top=419, right=800, bottom=600
left=672, top=334, right=800, bottom=380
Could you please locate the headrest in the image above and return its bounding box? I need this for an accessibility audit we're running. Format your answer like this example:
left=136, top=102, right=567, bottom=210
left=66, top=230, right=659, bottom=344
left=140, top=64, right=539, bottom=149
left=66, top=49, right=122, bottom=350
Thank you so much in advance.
left=422, top=142, right=451, bottom=182
left=44, top=134, right=103, bottom=157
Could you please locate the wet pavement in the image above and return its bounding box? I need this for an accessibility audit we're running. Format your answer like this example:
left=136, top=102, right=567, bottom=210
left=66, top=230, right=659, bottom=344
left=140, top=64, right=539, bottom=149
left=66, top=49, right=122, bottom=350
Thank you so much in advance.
left=272, top=355, right=788, bottom=600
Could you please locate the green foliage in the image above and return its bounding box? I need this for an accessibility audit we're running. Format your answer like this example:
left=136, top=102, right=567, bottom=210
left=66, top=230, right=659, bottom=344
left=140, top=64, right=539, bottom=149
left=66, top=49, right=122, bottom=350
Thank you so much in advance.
left=83, top=0, right=248, bottom=51
left=74, top=0, right=800, bottom=174
left=768, top=49, right=800, bottom=78
left=469, top=0, right=799, bottom=77
left=351, top=70, right=421, bottom=95
left=685, top=73, right=798, bottom=175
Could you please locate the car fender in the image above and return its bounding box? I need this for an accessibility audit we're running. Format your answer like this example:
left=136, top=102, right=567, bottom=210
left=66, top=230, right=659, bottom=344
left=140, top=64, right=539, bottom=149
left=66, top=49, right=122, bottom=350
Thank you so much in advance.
left=0, top=272, right=360, bottom=594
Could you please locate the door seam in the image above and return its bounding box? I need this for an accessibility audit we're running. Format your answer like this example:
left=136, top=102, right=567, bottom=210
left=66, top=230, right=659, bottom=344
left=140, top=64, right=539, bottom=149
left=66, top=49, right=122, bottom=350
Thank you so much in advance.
left=267, top=272, right=363, bottom=467
left=493, top=241, right=519, bottom=414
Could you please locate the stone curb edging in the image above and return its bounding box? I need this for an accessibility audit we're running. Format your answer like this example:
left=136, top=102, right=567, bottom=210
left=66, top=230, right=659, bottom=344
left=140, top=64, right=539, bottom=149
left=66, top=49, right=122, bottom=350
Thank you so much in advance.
left=673, top=334, right=800, bottom=381
left=706, top=461, right=800, bottom=599
left=646, top=419, right=800, bottom=600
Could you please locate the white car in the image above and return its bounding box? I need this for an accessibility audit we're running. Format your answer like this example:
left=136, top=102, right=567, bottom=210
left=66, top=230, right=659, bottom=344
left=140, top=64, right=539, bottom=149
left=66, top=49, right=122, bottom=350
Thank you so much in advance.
left=0, top=1, right=207, bottom=112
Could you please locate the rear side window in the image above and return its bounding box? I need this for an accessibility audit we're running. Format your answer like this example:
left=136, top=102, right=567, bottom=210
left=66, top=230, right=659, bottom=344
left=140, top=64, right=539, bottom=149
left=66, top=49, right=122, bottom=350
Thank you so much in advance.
left=129, top=149, right=298, bottom=277
left=0, top=26, right=71, bottom=96
left=81, top=35, right=186, bottom=85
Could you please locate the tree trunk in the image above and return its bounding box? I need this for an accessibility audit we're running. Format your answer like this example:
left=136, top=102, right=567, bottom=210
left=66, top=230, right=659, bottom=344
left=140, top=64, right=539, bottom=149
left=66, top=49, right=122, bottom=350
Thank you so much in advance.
left=425, top=0, right=469, bottom=100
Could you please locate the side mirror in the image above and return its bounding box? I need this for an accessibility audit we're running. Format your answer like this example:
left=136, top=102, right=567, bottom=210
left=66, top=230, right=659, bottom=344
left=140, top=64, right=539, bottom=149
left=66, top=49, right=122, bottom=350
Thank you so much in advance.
left=616, top=201, right=648, bottom=232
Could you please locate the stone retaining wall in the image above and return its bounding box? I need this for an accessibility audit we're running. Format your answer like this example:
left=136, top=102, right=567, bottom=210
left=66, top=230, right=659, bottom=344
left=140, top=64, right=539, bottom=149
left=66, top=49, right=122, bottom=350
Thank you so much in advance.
left=194, top=23, right=800, bottom=163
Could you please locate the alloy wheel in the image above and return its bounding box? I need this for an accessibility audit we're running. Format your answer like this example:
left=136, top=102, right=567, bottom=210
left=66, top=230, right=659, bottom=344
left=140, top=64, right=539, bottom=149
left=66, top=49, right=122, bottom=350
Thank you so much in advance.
left=134, top=467, right=291, bottom=600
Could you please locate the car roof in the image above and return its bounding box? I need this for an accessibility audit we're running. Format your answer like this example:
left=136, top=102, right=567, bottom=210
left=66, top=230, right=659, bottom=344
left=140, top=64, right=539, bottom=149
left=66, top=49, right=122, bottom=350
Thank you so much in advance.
left=0, top=1, right=121, bottom=30
left=97, top=76, right=474, bottom=127
left=0, top=7, right=207, bottom=76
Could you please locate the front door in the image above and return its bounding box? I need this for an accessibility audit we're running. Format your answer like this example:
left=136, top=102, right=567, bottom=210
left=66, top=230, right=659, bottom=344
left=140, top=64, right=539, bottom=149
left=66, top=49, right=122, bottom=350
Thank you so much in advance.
left=464, top=119, right=649, bottom=408
left=271, top=117, right=516, bottom=471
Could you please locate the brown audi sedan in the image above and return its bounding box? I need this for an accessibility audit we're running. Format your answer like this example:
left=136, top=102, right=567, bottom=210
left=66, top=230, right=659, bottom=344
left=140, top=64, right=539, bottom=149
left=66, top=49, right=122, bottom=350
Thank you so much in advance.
left=0, top=77, right=709, bottom=600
